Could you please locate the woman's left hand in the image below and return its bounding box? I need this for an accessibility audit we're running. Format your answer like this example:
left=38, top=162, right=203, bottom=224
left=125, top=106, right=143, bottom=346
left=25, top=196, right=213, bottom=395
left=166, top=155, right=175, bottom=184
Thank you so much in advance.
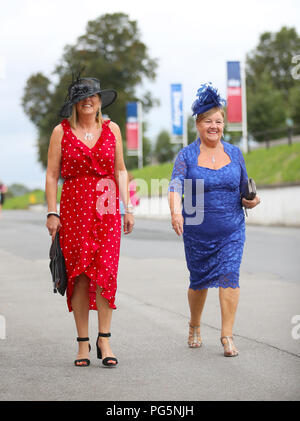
left=123, top=213, right=134, bottom=234
left=242, top=195, right=261, bottom=209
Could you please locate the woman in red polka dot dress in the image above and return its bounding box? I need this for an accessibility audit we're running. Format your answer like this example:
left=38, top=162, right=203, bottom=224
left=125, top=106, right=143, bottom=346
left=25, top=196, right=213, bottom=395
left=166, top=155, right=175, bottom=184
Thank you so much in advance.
left=45, top=77, right=134, bottom=367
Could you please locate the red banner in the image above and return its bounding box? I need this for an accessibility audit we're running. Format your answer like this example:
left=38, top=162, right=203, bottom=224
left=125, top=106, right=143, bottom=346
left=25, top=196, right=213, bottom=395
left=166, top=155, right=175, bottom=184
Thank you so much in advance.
left=126, top=122, right=139, bottom=150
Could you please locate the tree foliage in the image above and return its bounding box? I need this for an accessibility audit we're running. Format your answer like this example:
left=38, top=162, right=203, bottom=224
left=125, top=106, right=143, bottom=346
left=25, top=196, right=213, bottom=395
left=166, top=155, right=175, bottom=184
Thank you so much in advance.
left=246, top=26, right=300, bottom=140
left=247, top=71, right=286, bottom=139
left=22, top=13, right=158, bottom=168
left=247, top=27, right=300, bottom=96
left=154, top=130, right=175, bottom=163
left=187, top=115, right=197, bottom=144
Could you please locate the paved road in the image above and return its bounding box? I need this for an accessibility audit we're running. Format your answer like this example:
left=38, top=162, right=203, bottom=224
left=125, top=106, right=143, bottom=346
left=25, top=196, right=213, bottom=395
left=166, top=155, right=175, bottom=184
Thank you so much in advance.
left=0, top=210, right=299, bottom=401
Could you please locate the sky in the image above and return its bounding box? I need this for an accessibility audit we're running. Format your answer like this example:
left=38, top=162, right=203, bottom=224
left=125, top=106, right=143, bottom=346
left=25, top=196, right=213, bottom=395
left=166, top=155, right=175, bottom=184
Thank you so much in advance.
left=0, top=0, right=300, bottom=189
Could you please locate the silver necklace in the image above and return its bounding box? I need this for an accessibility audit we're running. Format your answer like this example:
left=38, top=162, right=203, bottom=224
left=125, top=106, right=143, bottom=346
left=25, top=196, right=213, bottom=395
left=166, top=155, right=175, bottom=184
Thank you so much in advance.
left=78, top=125, right=96, bottom=144
left=84, top=132, right=94, bottom=142
left=202, top=146, right=217, bottom=164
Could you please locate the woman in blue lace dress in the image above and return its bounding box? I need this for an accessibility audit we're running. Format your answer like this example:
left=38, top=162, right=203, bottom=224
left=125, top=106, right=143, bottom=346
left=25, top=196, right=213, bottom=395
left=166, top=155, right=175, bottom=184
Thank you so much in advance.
left=168, top=83, right=260, bottom=357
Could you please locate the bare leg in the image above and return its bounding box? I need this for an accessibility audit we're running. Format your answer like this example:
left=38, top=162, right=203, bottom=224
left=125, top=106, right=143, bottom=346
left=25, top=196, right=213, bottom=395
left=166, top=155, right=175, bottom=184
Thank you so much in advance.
left=188, top=288, right=208, bottom=326
left=187, top=288, right=208, bottom=346
left=96, top=286, right=117, bottom=364
left=219, top=287, right=240, bottom=354
left=71, top=274, right=90, bottom=363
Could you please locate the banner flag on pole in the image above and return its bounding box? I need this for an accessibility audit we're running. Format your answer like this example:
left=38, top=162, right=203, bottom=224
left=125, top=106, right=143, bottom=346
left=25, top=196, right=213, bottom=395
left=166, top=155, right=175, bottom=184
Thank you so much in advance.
left=227, top=61, right=242, bottom=124
left=126, top=102, right=139, bottom=152
left=170, top=84, right=183, bottom=137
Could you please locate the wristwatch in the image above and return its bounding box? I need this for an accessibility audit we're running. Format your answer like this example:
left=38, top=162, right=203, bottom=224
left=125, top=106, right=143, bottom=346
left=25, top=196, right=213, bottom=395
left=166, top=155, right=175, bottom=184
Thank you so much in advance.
left=47, top=212, right=60, bottom=219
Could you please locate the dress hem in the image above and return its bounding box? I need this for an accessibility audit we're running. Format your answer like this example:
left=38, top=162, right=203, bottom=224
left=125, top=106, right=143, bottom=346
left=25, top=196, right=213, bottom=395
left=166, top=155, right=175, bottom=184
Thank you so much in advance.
left=189, top=281, right=240, bottom=290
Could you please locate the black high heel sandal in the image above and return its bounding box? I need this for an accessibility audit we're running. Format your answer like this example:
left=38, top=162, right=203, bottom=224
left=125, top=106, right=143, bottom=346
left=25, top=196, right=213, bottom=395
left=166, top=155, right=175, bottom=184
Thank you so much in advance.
left=74, top=337, right=91, bottom=367
left=96, top=332, right=118, bottom=367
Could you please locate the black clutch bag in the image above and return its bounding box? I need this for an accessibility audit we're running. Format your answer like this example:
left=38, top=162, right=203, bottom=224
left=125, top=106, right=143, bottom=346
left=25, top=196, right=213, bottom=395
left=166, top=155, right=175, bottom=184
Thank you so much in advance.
left=242, top=178, right=257, bottom=200
left=49, top=232, right=67, bottom=296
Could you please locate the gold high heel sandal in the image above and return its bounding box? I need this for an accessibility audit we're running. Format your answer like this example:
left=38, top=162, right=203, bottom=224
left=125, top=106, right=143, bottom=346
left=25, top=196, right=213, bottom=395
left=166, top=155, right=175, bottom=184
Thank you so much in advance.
left=188, top=323, right=202, bottom=348
left=220, top=336, right=239, bottom=357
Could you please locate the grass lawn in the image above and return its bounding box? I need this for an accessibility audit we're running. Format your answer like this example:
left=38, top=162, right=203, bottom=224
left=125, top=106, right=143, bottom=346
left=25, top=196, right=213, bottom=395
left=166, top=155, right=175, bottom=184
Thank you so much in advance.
left=244, top=142, right=300, bottom=185
left=3, top=186, right=62, bottom=210
left=131, top=142, right=300, bottom=196
left=3, top=142, right=300, bottom=208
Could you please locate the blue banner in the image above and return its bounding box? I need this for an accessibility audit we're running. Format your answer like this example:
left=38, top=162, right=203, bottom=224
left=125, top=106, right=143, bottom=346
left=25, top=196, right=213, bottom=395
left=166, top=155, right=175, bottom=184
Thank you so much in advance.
left=227, top=61, right=241, bottom=86
left=170, top=84, right=183, bottom=136
left=126, top=102, right=138, bottom=121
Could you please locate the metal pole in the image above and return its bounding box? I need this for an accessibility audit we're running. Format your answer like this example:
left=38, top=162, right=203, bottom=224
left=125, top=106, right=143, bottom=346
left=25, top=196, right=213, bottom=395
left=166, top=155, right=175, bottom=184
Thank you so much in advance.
left=241, top=61, right=248, bottom=154
left=138, top=101, right=143, bottom=169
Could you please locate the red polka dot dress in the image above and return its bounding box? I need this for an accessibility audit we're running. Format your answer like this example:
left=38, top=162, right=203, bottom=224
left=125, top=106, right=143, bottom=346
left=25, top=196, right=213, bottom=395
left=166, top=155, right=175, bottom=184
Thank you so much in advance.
left=59, top=119, right=121, bottom=312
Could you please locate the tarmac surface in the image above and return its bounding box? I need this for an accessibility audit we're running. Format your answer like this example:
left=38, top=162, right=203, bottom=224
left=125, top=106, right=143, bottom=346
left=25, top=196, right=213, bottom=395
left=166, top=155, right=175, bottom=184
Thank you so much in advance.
left=0, top=210, right=299, bottom=401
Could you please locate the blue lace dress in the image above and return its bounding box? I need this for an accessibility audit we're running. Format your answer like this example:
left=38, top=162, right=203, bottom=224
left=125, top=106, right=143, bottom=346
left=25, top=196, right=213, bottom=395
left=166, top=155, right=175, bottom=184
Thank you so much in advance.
left=168, top=138, right=248, bottom=290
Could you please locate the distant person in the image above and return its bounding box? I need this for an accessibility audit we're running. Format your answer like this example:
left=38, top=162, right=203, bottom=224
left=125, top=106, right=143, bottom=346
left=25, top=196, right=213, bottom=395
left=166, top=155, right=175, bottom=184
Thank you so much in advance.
left=45, top=75, right=134, bottom=367
left=168, top=83, right=260, bottom=357
left=0, top=181, right=7, bottom=216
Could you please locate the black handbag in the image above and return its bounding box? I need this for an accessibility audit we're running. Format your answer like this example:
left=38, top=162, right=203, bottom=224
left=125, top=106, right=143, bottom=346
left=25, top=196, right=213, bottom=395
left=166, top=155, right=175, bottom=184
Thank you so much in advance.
left=49, top=231, right=68, bottom=296
left=243, top=178, right=257, bottom=200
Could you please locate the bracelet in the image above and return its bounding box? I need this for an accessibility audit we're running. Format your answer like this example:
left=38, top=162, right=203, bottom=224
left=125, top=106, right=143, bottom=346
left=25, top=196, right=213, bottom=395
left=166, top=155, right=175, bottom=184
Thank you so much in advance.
left=125, top=203, right=134, bottom=211
left=47, top=212, right=60, bottom=219
left=124, top=205, right=134, bottom=214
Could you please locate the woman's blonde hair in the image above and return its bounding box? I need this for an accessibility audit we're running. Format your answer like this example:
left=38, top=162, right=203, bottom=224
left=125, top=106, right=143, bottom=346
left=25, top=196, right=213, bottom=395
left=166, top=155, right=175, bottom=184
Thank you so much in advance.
left=68, top=96, right=103, bottom=129
left=196, top=106, right=225, bottom=124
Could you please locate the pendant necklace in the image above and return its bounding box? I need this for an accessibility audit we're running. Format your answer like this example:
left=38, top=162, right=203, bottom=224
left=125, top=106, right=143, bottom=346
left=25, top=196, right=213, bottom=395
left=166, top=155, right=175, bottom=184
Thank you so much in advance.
left=84, top=132, right=94, bottom=142
left=201, top=144, right=217, bottom=164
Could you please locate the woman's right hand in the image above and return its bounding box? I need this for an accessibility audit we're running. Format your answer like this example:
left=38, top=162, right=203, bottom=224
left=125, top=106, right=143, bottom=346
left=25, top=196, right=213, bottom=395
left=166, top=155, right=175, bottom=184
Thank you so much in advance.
left=46, top=216, right=62, bottom=242
left=171, top=213, right=184, bottom=236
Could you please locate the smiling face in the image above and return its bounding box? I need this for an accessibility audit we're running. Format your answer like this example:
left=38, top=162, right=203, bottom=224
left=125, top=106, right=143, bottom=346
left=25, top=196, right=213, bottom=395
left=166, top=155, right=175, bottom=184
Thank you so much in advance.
left=76, top=93, right=101, bottom=117
left=196, top=108, right=224, bottom=146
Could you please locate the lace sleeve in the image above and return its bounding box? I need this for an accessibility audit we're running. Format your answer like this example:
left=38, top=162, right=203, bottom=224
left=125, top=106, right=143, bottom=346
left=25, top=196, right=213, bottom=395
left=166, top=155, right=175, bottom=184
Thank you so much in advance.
left=238, top=148, right=248, bottom=195
left=168, top=149, right=187, bottom=197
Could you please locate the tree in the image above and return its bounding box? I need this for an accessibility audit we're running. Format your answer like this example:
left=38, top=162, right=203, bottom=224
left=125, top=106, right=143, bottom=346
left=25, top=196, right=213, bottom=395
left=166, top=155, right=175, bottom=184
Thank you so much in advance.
left=154, top=130, right=175, bottom=163
left=288, top=85, right=300, bottom=123
left=7, top=183, right=30, bottom=197
left=246, top=27, right=300, bottom=98
left=247, top=71, right=286, bottom=140
left=142, top=135, right=152, bottom=166
left=22, top=73, right=51, bottom=127
left=22, top=13, right=158, bottom=168
left=246, top=26, right=300, bottom=138
left=187, top=115, right=197, bottom=144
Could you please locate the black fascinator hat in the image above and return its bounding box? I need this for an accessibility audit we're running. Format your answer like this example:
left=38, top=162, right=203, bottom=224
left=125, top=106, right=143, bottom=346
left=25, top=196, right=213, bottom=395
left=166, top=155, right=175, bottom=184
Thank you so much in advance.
left=59, top=76, right=117, bottom=118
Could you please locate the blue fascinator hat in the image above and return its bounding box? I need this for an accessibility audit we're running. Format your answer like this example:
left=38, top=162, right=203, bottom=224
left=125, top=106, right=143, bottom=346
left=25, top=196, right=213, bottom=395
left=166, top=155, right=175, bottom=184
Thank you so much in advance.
left=192, top=82, right=226, bottom=116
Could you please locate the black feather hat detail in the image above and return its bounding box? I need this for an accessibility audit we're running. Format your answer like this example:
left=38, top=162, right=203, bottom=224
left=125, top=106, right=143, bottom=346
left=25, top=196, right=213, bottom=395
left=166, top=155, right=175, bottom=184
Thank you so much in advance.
left=59, top=72, right=117, bottom=118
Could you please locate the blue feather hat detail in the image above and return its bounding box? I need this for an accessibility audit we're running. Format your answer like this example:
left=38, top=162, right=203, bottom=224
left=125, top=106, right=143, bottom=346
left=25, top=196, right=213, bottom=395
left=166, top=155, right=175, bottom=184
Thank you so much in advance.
left=192, top=82, right=226, bottom=116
